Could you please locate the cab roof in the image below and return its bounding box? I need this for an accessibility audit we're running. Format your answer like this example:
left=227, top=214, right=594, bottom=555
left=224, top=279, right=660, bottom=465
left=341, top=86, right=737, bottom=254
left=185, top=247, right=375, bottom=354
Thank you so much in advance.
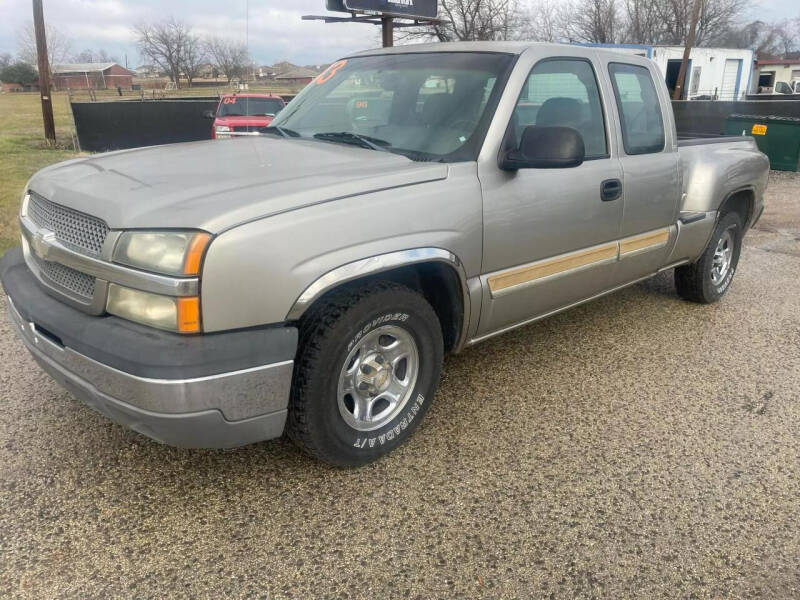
left=346, top=41, right=650, bottom=61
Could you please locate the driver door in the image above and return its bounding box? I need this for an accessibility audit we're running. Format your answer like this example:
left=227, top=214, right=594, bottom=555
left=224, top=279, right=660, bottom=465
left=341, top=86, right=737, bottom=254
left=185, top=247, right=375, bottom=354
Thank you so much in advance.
left=476, top=53, right=624, bottom=338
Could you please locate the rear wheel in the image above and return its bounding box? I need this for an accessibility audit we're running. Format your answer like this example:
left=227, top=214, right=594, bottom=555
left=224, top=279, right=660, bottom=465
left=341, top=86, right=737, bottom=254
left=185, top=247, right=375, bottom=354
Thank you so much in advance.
left=287, top=281, right=443, bottom=467
left=675, top=211, right=742, bottom=303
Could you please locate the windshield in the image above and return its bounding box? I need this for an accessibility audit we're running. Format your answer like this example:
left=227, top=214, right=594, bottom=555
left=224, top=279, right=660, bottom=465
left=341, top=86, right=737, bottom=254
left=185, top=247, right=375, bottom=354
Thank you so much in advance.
left=218, top=97, right=284, bottom=117
left=269, top=52, right=515, bottom=162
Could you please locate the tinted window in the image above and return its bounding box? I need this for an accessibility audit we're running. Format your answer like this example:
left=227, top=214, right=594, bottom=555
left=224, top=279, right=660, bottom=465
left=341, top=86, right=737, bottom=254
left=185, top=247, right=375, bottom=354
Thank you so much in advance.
left=511, top=59, right=608, bottom=159
left=218, top=97, right=284, bottom=117
left=609, top=63, right=665, bottom=155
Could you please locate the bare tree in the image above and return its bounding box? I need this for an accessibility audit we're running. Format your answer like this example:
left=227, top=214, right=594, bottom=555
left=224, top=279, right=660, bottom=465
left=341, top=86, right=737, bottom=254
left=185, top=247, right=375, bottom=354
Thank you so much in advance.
left=72, top=48, right=119, bottom=64
left=524, top=1, right=564, bottom=42
left=520, top=0, right=755, bottom=48
left=134, top=17, right=193, bottom=86
left=623, top=0, right=662, bottom=44
left=653, top=0, right=749, bottom=46
left=0, top=52, right=13, bottom=69
left=403, top=0, right=526, bottom=42
left=204, top=37, right=249, bottom=83
left=719, top=17, right=800, bottom=59
left=17, top=22, right=72, bottom=68
left=718, top=20, right=780, bottom=57
left=180, top=34, right=205, bottom=87
left=558, top=0, right=622, bottom=43
left=772, top=18, right=800, bottom=58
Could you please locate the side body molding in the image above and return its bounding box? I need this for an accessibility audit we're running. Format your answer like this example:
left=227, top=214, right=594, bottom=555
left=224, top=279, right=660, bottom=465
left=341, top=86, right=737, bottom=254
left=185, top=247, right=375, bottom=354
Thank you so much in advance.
left=286, top=248, right=472, bottom=351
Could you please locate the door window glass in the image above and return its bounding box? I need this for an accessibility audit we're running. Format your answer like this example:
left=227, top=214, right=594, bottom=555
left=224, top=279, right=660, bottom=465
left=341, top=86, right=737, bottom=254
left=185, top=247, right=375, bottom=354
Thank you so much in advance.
left=608, top=63, right=665, bottom=155
left=511, top=59, right=608, bottom=159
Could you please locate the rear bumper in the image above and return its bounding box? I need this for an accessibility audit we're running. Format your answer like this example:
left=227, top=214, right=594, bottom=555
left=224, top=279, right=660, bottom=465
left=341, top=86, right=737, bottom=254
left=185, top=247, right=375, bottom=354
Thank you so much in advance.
left=1, top=247, right=298, bottom=449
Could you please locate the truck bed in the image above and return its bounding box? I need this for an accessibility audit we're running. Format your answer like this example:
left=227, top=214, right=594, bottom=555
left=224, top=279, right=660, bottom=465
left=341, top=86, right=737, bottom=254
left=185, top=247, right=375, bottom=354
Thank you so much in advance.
left=677, top=134, right=752, bottom=147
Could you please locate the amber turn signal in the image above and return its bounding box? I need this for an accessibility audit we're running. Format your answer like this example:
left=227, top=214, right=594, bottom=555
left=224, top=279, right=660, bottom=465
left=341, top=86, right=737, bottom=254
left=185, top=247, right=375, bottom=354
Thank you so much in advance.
left=184, top=233, right=211, bottom=276
left=177, top=297, right=201, bottom=333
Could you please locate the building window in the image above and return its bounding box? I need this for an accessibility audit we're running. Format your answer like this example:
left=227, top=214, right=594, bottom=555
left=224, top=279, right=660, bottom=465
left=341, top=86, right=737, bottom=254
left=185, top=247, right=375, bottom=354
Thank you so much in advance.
left=690, top=66, right=701, bottom=96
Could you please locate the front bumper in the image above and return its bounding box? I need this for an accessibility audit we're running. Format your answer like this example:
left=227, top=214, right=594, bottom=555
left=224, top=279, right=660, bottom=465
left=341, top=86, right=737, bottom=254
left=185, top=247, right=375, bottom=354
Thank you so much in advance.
left=1, top=247, right=298, bottom=449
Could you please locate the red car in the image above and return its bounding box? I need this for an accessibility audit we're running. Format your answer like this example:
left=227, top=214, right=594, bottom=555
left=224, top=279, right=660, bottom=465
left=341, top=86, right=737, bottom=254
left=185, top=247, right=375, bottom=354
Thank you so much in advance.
left=206, top=93, right=286, bottom=139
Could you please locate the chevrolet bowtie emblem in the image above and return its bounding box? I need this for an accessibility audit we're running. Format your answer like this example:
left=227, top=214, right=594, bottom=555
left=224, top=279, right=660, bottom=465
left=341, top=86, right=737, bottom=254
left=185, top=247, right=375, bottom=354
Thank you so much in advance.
left=31, top=230, right=56, bottom=260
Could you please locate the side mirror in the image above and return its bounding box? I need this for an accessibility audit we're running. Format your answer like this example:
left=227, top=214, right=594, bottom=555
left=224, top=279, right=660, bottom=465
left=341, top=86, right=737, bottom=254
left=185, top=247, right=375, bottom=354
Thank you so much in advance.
left=202, top=109, right=215, bottom=119
left=500, top=126, right=585, bottom=170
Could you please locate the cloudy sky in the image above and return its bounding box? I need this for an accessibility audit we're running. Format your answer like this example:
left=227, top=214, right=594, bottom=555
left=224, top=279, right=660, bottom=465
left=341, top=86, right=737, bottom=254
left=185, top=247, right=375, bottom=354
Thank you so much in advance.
left=1, top=0, right=797, bottom=67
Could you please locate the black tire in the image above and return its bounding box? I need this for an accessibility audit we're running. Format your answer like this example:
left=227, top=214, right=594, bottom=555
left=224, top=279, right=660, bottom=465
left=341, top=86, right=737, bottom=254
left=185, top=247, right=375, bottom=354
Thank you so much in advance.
left=675, top=211, right=743, bottom=304
left=287, top=281, right=444, bottom=467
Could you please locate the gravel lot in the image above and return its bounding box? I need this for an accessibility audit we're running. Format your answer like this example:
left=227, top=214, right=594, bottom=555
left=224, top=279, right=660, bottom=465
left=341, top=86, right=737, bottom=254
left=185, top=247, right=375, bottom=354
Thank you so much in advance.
left=1, top=172, right=799, bottom=599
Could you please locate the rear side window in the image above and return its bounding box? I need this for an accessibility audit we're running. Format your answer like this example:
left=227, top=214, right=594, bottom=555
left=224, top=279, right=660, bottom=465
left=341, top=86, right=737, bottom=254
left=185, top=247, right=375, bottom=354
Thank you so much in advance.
left=608, top=63, right=665, bottom=155
left=512, top=59, right=608, bottom=159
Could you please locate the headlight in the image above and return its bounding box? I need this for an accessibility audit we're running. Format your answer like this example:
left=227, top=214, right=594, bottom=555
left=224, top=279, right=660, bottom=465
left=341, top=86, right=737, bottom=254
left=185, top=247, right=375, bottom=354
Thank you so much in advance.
left=113, top=231, right=210, bottom=276
left=215, top=125, right=231, bottom=133
left=106, top=284, right=200, bottom=333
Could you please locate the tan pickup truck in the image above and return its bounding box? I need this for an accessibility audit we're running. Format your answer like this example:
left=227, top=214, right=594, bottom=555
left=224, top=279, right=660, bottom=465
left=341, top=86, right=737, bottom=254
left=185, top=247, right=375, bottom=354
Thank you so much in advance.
left=1, top=42, right=769, bottom=466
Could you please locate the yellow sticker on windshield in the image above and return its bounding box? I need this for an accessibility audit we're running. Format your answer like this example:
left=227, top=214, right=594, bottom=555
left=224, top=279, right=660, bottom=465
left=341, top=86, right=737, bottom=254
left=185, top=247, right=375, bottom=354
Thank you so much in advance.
left=751, top=124, right=767, bottom=135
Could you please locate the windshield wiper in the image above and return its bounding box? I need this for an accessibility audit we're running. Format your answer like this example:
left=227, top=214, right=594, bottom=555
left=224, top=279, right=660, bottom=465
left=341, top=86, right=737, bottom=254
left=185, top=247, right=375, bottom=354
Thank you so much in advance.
left=313, top=132, right=392, bottom=152
left=261, top=126, right=300, bottom=138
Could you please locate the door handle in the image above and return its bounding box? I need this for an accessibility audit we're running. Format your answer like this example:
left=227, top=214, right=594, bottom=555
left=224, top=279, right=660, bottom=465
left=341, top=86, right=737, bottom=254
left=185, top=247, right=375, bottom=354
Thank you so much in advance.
left=601, top=179, right=622, bottom=202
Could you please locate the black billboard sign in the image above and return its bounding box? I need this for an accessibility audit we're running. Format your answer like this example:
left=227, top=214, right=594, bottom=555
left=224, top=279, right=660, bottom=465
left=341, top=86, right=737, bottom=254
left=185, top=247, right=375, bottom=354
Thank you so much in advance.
left=342, top=0, right=438, bottom=19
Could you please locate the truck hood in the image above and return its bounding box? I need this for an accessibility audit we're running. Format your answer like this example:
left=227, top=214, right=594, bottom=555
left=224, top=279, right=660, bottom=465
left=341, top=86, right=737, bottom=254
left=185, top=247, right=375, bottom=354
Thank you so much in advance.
left=28, top=137, right=449, bottom=233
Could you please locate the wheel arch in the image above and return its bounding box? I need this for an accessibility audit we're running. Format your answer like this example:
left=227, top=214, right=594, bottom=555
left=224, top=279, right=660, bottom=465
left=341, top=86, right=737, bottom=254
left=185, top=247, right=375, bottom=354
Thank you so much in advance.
left=719, top=186, right=756, bottom=231
left=286, top=248, right=470, bottom=353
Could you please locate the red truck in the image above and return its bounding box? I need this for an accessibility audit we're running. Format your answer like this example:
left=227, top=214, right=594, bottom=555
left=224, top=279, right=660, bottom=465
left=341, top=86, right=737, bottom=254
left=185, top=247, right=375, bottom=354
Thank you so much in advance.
left=205, top=93, right=286, bottom=139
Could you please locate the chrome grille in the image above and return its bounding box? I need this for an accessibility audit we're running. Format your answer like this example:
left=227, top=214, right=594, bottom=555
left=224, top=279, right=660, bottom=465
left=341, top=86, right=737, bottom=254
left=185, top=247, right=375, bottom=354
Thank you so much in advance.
left=28, top=192, right=109, bottom=256
left=34, top=255, right=96, bottom=300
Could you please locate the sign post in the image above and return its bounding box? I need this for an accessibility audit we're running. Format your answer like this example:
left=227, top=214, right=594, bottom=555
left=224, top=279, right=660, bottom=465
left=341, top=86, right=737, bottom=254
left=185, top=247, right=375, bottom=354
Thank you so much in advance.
left=306, top=0, right=443, bottom=48
left=381, top=15, right=394, bottom=48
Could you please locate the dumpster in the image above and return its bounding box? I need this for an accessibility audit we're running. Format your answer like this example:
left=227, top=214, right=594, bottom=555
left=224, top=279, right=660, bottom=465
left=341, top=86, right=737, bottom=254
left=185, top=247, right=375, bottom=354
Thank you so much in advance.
left=725, top=114, right=800, bottom=172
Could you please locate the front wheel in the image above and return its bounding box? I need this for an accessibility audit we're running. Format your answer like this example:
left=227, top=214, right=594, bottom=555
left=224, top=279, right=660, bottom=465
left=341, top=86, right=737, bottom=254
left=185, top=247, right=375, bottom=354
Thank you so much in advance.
left=675, top=211, right=743, bottom=303
left=287, top=281, right=444, bottom=467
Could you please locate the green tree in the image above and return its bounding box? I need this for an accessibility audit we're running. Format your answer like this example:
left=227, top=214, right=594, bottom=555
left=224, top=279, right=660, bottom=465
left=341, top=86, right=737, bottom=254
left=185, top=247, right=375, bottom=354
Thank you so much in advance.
left=0, top=62, right=38, bottom=85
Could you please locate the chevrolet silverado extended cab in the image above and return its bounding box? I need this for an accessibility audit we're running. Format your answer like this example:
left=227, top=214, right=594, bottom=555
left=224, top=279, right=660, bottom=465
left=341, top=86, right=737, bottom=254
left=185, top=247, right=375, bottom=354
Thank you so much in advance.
left=0, top=43, right=769, bottom=466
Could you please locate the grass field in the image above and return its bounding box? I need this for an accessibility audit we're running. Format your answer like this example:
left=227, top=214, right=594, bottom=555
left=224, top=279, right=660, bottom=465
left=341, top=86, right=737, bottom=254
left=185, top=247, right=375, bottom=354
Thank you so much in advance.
left=0, top=86, right=299, bottom=255
left=0, top=92, right=78, bottom=254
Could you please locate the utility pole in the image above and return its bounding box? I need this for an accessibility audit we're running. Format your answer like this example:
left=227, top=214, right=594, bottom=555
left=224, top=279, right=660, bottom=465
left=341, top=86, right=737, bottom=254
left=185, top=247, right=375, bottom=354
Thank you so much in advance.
left=672, top=0, right=702, bottom=101
left=381, top=16, right=394, bottom=47
left=32, top=0, right=56, bottom=143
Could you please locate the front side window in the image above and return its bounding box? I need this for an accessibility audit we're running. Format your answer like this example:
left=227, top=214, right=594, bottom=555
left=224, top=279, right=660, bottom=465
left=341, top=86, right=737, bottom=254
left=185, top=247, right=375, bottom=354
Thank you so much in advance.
left=608, top=63, right=665, bottom=155
left=510, top=59, right=608, bottom=159
left=270, top=52, right=515, bottom=162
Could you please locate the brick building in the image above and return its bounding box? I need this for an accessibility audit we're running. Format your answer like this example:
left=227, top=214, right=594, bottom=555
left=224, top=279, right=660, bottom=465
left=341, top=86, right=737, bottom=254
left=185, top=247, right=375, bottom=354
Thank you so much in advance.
left=52, top=63, right=135, bottom=90
left=274, top=67, right=320, bottom=87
